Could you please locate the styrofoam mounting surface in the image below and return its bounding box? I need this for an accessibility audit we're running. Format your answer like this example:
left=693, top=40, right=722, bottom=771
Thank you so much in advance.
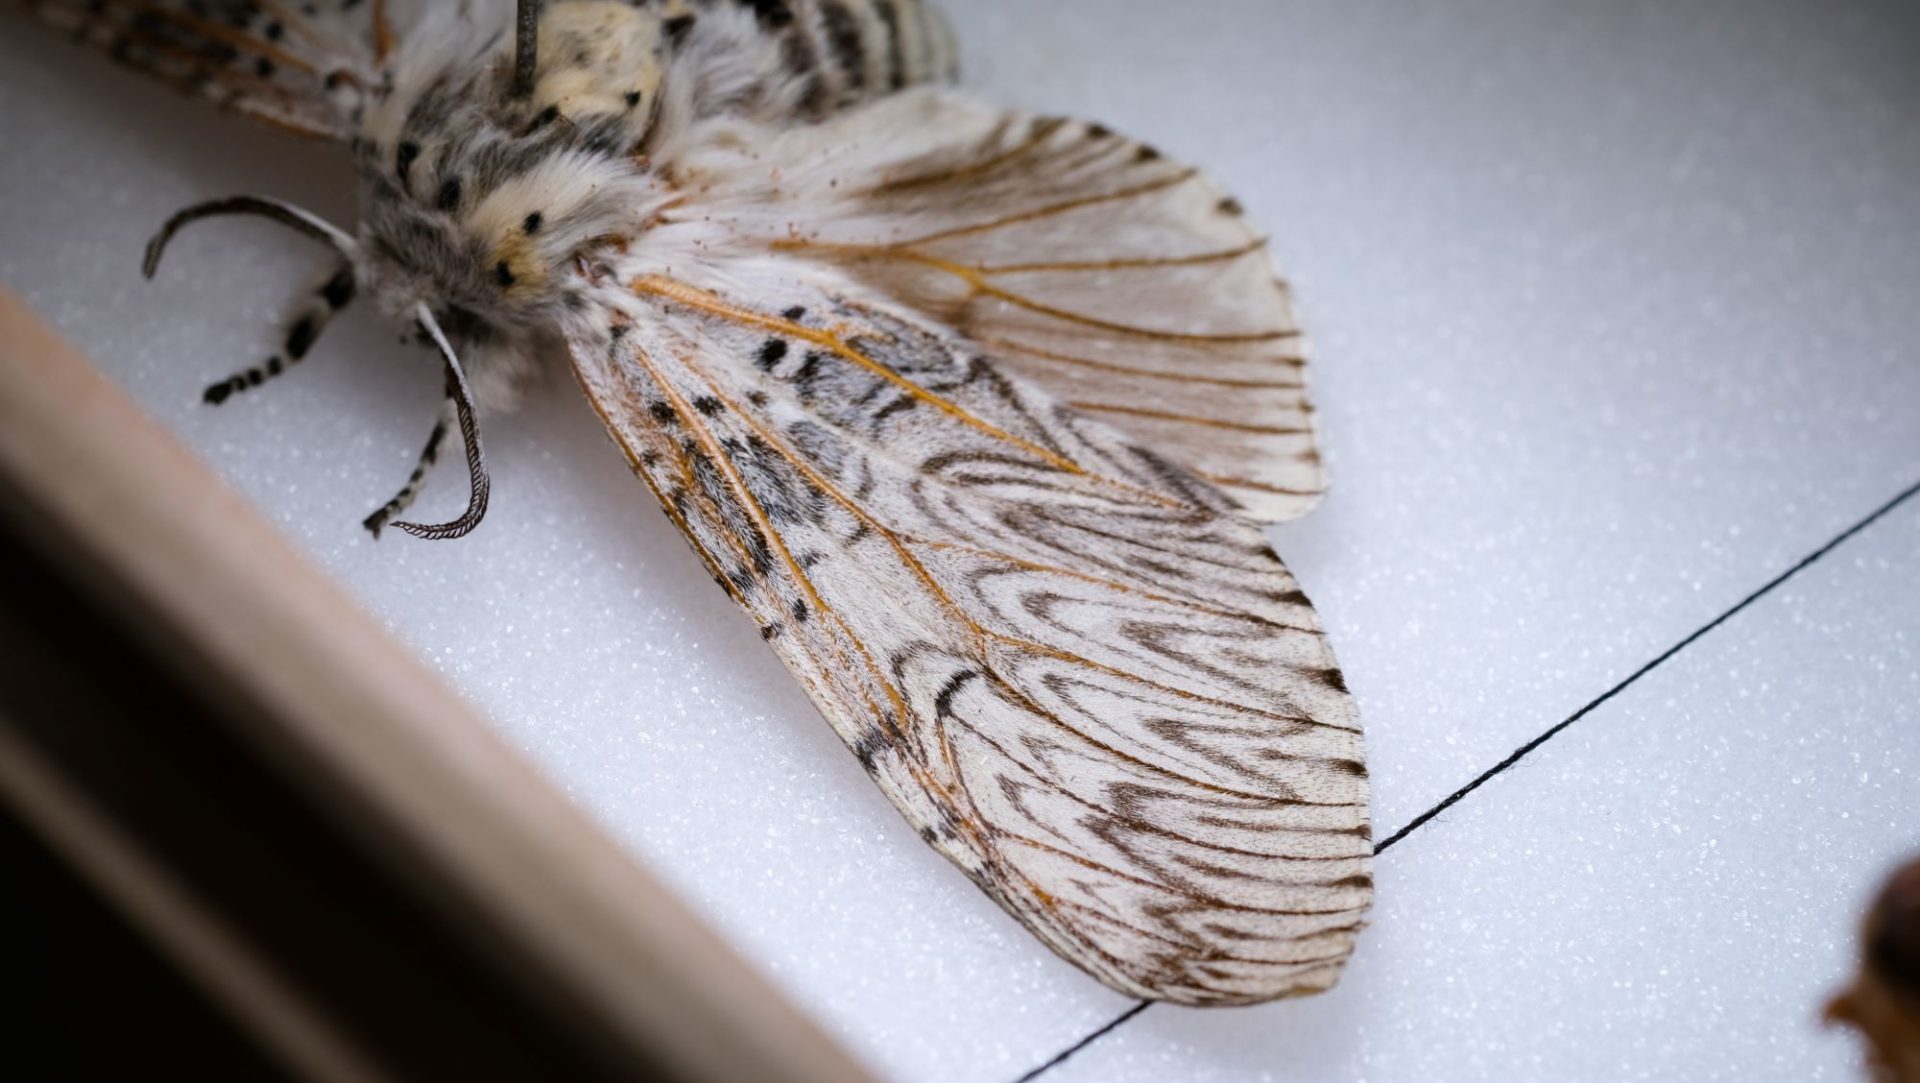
left=3, top=2, right=1917, bottom=1079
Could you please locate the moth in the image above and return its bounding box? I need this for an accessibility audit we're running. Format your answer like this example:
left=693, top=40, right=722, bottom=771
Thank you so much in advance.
left=20, top=0, right=1372, bottom=1005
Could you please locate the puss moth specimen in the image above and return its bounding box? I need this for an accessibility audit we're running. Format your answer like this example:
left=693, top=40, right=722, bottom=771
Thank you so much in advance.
left=19, top=0, right=1372, bottom=1005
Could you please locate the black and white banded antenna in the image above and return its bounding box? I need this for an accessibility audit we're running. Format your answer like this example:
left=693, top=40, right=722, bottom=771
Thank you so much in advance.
left=392, top=304, right=492, bottom=541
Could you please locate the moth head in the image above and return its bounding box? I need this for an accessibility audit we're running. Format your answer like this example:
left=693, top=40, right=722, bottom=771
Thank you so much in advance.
left=350, top=131, right=663, bottom=338
left=135, top=2, right=680, bottom=542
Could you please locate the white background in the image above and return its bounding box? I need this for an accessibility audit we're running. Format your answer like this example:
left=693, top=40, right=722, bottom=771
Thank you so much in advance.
left=2, top=2, right=1917, bottom=1080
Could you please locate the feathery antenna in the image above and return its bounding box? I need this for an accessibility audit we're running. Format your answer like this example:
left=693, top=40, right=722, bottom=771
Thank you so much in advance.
left=142, top=199, right=490, bottom=539
left=392, top=304, right=492, bottom=540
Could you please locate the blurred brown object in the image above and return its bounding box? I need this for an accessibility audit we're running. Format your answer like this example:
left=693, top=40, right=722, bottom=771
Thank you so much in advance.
left=1828, top=858, right=1920, bottom=1083
left=0, top=288, right=877, bottom=1081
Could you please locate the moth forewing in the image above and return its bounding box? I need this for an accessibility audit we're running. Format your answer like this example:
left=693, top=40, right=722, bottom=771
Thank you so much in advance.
left=564, top=256, right=1369, bottom=1005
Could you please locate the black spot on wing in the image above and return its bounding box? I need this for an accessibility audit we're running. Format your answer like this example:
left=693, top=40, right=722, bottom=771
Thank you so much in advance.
left=757, top=338, right=789, bottom=370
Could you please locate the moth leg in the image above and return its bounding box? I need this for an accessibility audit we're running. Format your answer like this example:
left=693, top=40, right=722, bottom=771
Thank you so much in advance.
left=202, top=261, right=357, bottom=405
left=362, top=398, right=457, bottom=538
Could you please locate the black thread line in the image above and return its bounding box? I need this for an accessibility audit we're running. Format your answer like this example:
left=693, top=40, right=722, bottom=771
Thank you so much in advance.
left=1010, top=474, right=1920, bottom=1083
left=1373, top=472, right=1920, bottom=854
left=1013, top=1003, right=1150, bottom=1083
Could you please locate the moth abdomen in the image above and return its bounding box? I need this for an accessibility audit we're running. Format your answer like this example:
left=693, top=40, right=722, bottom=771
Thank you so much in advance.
left=663, top=0, right=954, bottom=122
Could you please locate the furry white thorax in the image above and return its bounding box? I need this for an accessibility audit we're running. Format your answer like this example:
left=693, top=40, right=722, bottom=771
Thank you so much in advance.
left=343, top=0, right=849, bottom=410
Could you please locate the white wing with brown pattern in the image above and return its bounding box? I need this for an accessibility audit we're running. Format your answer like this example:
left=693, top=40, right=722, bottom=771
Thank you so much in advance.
left=664, top=89, right=1327, bottom=522
left=564, top=263, right=1369, bottom=1005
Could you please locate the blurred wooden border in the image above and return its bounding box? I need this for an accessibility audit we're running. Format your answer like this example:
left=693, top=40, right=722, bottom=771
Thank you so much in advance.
left=0, top=288, right=877, bottom=1083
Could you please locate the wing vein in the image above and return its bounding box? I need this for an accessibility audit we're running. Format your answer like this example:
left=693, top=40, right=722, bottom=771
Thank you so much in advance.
left=632, top=274, right=1094, bottom=474
left=890, top=170, right=1200, bottom=247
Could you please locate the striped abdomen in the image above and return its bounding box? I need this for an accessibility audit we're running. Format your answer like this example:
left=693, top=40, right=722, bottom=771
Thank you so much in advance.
left=708, top=0, right=958, bottom=117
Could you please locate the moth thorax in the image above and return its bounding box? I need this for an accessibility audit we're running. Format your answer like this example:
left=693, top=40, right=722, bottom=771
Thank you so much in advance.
left=347, top=1, right=683, bottom=332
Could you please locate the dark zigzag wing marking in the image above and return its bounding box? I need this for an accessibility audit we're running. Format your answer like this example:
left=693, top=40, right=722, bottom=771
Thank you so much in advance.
left=566, top=270, right=1370, bottom=1005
